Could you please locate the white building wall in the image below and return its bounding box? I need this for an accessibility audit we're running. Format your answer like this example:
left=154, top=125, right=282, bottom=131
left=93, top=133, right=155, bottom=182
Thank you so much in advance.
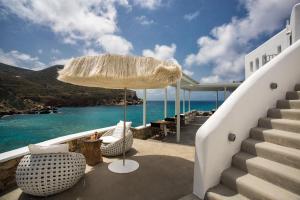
left=291, top=3, right=300, bottom=43
left=245, top=29, right=290, bottom=78
left=245, top=3, right=300, bottom=79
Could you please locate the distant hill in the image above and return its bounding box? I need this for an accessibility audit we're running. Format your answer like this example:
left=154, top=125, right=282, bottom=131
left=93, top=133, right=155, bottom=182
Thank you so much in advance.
left=0, top=63, right=141, bottom=116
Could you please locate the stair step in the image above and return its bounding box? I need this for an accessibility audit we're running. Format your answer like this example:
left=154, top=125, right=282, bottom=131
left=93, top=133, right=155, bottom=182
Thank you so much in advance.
left=250, top=127, right=300, bottom=149
left=294, top=83, right=300, bottom=91
left=241, top=138, right=300, bottom=169
left=232, top=152, right=300, bottom=194
left=277, top=99, right=300, bottom=109
left=221, top=167, right=300, bottom=200
left=258, top=118, right=300, bottom=133
left=286, top=91, right=300, bottom=100
left=268, top=108, right=300, bottom=120
left=206, top=184, right=249, bottom=200
left=178, top=194, right=200, bottom=200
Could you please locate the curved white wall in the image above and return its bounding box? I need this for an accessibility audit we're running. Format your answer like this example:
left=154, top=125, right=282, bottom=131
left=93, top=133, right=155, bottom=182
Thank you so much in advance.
left=291, top=3, right=300, bottom=43
left=193, top=39, right=300, bottom=199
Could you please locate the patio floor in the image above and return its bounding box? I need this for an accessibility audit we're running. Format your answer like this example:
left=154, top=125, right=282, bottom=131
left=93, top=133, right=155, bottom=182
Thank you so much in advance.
left=1, top=117, right=207, bottom=200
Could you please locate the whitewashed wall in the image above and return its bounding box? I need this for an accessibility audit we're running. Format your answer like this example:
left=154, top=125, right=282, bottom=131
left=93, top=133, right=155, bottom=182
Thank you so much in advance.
left=244, top=29, right=290, bottom=78
left=291, top=3, right=300, bottom=43
left=245, top=3, right=300, bottom=79
left=193, top=39, right=300, bottom=199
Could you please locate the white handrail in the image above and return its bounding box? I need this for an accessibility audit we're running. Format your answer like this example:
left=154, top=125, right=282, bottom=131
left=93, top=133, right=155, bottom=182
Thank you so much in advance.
left=193, top=39, right=300, bottom=198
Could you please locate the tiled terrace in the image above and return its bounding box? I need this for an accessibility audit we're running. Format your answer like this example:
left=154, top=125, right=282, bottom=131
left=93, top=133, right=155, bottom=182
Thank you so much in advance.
left=1, top=116, right=208, bottom=200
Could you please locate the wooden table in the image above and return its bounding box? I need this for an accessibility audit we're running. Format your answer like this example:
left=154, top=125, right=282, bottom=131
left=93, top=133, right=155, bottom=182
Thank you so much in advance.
left=81, top=139, right=103, bottom=166
left=152, top=120, right=173, bottom=136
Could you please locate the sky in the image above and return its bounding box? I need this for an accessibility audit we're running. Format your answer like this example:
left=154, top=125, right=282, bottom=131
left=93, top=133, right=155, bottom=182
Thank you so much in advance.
left=0, top=0, right=299, bottom=100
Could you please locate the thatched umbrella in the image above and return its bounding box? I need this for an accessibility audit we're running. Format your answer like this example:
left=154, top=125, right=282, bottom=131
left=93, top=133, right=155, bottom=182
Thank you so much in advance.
left=57, top=54, right=182, bottom=173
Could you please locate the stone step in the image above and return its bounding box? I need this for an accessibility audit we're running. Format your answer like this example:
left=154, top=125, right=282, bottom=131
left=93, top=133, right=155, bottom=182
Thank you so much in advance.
left=206, top=184, right=249, bottom=200
left=267, top=108, right=300, bottom=120
left=221, top=167, right=300, bottom=200
left=232, top=152, right=300, bottom=194
left=241, top=138, right=300, bottom=169
left=286, top=91, right=300, bottom=100
left=258, top=118, right=300, bottom=133
left=178, top=194, right=200, bottom=200
left=250, top=127, right=300, bottom=149
left=277, top=99, right=300, bottom=109
left=294, top=83, right=300, bottom=91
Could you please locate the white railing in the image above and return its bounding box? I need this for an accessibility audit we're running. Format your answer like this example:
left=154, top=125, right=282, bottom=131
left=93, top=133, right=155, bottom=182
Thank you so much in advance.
left=0, top=126, right=115, bottom=163
left=193, top=39, right=300, bottom=199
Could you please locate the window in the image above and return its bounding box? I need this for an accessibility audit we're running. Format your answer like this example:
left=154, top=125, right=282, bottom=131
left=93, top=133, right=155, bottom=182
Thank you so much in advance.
left=255, top=58, right=259, bottom=69
left=262, top=54, right=267, bottom=65
left=277, top=45, right=282, bottom=54
left=250, top=61, right=254, bottom=72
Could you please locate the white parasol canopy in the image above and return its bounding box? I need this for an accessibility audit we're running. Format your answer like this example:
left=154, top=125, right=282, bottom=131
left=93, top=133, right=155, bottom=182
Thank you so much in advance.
left=57, top=54, right=182, bottom=89
left=57, top=54, right=182, bottom=173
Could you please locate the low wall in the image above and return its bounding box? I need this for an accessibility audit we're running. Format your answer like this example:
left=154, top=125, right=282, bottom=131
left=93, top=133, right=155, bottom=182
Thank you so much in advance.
left=0, top=157, right=22, bottom=193
left=0, top=126, right=115, bottom=193
left=131, top=124, right=152, bottom=139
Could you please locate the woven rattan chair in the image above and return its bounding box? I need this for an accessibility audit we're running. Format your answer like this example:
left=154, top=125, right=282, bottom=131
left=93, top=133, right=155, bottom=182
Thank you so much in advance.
left=100, top=129, right=133, bottom=157
left=16, top=152, right=86, bottom=196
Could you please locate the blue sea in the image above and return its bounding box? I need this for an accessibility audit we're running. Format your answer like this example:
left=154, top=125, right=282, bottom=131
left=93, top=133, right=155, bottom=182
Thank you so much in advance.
left=0, top=101, right=220, bottom=153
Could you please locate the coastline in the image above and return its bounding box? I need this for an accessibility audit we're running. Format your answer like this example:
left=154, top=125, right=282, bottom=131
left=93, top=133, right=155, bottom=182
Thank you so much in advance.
left=0, top=99, right=143, bottom=118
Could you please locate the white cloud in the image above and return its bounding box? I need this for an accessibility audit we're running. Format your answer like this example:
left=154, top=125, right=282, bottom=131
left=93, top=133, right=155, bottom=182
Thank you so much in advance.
left=51, top=48, right=61, bottom=54
left=143, top=43, right=176, bottom=61
left=49, top=58, right=72, bottom=66
left=0, top=0, right=133, bottom=54
left=200, top=75, right=221, bottom=83
left=183, top=69, right=194, bottom=76
left=98, top=35, right=133, bottom=55
left=136, top=15, right=155, bottom=25
left=184, top=11, right=199, bottom=21
left=82, top=48, right=101, bottom=56
left=38, top=49, right=43, bottom=54
left=133, top=0, right=162, bottom=10
left=185, top=0, right=299, bottom=83
left=0, top=48, right=46, bottom=70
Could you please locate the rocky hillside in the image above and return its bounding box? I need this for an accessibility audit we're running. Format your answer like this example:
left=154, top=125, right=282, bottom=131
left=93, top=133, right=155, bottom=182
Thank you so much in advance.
left=0, top=63, right=142, bottom=116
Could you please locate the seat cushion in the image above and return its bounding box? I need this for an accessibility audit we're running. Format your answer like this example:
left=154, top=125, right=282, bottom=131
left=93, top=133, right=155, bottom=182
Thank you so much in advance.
left=28, top=144, right=69, bottom=154
left=111, top=121, right=132, bottom=138
left=101, top=136, right=119, bottom=144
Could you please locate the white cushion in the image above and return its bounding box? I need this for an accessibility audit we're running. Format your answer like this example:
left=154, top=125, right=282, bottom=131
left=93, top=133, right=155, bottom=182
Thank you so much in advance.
left=28, top=144, right=69, bottom=154
left=111, top=121, right=132, bottom=138
left=101, top=136, right=119, bottom=144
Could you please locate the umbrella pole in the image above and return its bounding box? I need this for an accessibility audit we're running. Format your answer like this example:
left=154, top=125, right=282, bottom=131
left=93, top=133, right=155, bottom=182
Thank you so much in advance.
left=107, top=87, right=139, bottom=173
left=123, top=88, right=126, bottom=166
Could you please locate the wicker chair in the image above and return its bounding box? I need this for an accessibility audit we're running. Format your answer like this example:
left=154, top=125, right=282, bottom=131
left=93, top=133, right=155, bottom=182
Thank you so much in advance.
left=100, top=129, right=133, bottom=157
left=16, top=152, right=86, bottom=196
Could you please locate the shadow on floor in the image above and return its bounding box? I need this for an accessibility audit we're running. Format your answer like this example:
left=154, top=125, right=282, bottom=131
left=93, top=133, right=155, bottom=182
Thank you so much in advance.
left=18, top=155, right=194, bottom=200
left=161, top=116, right=209, bottom=146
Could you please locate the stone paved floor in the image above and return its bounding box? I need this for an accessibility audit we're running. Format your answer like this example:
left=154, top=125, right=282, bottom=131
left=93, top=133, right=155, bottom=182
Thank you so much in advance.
left=1, top=117, right=205, bottom=200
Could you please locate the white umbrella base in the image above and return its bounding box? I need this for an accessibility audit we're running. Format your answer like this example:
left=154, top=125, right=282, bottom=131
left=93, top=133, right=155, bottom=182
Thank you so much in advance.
left=108, top=159, right=139, bottom=173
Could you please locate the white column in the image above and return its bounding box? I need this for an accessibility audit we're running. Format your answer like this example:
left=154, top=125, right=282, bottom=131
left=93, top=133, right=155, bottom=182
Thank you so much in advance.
left=224, top=87, right=227, bottom=100
left=188, top=90, right=191, bottom=112
left=164, top=87, right=168, bottom=118
left=215, top=91, right=218, bottom=109
left=143, top=89, right=147, bottom=127
left=176, top=80, right=181, bottom=142
left=183, top=89, right=185, bottom=113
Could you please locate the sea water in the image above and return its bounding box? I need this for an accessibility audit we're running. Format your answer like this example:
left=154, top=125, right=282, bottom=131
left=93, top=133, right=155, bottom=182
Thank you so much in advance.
left=0, top=101, right=221, bottom=153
